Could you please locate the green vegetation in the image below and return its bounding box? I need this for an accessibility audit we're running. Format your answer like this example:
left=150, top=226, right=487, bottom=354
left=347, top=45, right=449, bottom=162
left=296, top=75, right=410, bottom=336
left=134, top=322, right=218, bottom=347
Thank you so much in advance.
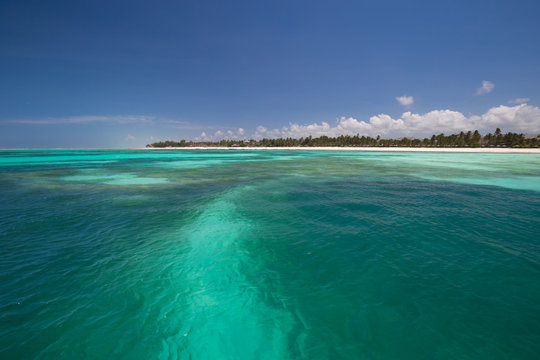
left=147, top=129, right=540, bottom=148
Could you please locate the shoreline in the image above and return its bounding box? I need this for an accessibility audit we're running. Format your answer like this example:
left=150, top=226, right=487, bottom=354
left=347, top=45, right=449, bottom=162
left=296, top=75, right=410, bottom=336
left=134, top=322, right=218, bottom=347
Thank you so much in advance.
left=1, top=147, right=539, bottom=153
left=144, top=146, right=540, bottom=153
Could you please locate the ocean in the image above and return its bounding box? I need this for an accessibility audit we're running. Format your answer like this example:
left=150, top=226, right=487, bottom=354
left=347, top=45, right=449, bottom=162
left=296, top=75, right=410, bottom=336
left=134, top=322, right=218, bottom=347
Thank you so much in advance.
left=1, top=150, right=539, bottom=359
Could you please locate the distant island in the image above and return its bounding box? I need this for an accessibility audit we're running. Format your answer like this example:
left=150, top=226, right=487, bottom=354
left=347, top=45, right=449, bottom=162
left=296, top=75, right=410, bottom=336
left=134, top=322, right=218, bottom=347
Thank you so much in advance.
left=147, top=128, right=539, bottom=148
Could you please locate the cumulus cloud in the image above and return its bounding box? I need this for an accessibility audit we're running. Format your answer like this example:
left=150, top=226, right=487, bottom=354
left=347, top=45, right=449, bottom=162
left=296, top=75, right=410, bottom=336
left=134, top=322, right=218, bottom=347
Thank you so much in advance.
left=125, top=134, right=136, bottom=141
left=276, top=109, right=471, bottom=138
left=203, top=104, right=540, bottom=141
left=470, top=104, right=540, bottom=132
left=509, top=97, right=530, bottom=104
left=252, top=125, right=282, bottom=139
left=476, top=80, right=494, bottom=95
left=396, top=95, right=414, bottom=106
left=196, top=128, right=247, bottom=141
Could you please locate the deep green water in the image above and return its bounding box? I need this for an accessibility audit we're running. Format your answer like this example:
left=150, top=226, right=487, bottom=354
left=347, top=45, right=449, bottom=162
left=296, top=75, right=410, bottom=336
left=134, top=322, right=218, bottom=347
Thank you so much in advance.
left=1, top=150, right=539, bottom=359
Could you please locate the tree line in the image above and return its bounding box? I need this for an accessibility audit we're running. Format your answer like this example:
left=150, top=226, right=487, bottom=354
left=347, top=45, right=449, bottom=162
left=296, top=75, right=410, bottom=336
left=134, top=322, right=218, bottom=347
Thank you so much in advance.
left=147, top=129, right=539, bottom=148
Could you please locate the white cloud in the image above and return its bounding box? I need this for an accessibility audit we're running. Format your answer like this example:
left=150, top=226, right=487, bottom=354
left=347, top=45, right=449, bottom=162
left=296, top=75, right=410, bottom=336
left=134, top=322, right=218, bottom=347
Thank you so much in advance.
left=253, top=125, right=282, bottom=139
left=6, top=115, right=222, bottom=133
left=476, top=80, right=494, bottom=95
left=509, top=97, right=530, bottom=104
left=396, top=95, right=414, bottom=106
left=195, top=128, right=247, bottom=141
left=276, top=110, right=470, bottom=138
left=10, top=115, right=156, bottom=124
left=472, top=104, right=540, bottom=133
left=202, top=104, right=540, bottom=141
left=125, top=134, right=136, bottom=141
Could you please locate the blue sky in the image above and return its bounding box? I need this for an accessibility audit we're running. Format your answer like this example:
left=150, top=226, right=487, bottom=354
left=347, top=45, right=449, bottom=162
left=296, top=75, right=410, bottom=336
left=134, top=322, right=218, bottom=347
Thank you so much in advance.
left=1, top=0, right=539, bottom=148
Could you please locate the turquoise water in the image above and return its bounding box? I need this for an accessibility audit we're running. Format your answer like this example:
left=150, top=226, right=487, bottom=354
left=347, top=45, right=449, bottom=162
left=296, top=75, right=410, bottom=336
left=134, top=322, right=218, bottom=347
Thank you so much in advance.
left=1, top=150, right=539, bottom=359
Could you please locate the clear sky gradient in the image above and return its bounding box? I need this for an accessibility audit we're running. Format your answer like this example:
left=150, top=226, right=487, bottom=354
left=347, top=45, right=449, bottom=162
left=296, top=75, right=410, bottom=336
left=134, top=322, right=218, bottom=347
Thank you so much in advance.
left=1, top=0, right=539, bottom=148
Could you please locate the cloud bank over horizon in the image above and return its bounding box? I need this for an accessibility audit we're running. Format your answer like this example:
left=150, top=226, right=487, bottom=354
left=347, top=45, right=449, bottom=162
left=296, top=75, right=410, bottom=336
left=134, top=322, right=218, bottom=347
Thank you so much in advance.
left=197, top=103, right=540, bottom=141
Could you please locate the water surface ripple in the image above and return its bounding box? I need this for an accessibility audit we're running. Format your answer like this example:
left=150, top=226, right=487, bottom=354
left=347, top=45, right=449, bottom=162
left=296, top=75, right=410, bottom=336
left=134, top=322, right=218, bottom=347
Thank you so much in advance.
left=1, top=150, right=539, bottom=359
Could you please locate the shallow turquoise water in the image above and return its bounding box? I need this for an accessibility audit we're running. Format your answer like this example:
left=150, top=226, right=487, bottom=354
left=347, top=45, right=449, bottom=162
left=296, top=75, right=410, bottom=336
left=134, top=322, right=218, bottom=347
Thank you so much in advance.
left=1, top=150, right=539, bottom=359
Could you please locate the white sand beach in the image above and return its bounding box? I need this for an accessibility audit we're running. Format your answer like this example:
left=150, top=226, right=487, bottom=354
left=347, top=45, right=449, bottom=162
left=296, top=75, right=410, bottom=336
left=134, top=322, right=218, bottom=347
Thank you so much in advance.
left=146, top=147, right=540, bottom=153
